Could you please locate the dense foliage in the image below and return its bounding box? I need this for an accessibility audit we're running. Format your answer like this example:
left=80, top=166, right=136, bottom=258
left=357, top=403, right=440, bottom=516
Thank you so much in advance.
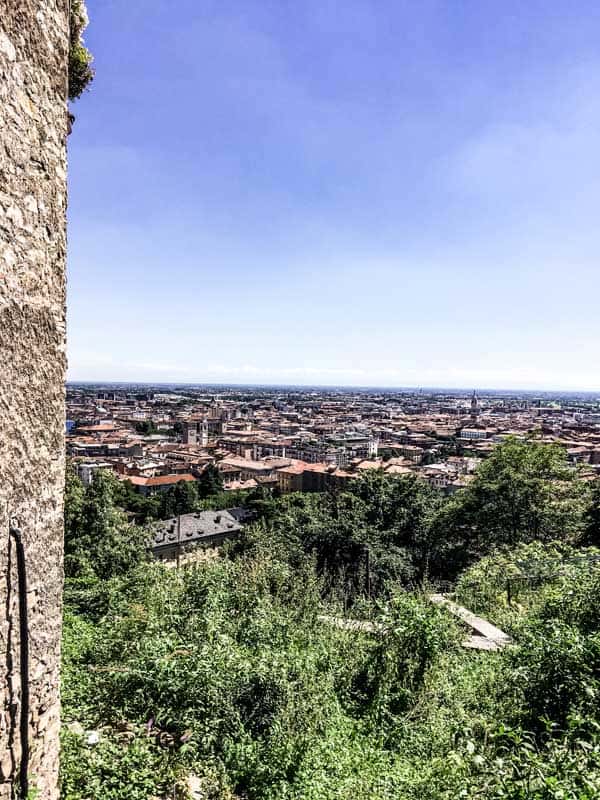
left=68, top=0, right=94, bottom=102
left=61, top=440, right=600, bottom=798
left=198, top=463, right=225, bottom=498
left=134, top=420, right=158, bottom=435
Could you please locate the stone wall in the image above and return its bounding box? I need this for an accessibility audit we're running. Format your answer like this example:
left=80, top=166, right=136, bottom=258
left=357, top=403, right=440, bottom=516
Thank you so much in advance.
left=0, top=1, right=69, bottom=797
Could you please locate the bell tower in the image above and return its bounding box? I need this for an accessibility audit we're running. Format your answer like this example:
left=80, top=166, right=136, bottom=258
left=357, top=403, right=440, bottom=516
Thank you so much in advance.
left=470, top=390, right=479, bottom=421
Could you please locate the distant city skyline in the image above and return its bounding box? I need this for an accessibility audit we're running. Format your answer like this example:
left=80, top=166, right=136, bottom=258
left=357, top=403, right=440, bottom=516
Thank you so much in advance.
left=66, top=379, right=600, bottom=396
left=69, top=1, right=600, bottom=391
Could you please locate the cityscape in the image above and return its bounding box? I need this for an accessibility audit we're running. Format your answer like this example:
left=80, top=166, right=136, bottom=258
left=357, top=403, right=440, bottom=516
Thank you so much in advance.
left=67, top=382, right=600, bottom=501
left=66, top=381, right=600, bottom=567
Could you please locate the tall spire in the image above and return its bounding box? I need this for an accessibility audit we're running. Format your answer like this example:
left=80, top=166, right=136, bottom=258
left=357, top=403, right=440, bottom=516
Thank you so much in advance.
left=471, top=390, right=479, bottom=419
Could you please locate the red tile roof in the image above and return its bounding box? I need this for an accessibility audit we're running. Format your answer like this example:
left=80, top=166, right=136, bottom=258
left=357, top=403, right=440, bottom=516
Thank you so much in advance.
left=123, top=474, right=196, bottom=487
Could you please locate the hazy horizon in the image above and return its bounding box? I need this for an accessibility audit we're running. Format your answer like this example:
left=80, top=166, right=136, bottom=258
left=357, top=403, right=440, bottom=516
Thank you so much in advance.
left=66, top=378, right=600, bottom=396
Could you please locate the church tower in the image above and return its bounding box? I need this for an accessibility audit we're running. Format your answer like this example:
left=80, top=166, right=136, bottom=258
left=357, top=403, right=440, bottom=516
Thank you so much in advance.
left=470, top=390, right=479, bottom=421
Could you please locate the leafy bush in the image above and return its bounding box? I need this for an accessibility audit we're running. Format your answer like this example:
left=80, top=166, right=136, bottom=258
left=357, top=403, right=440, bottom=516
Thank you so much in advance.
left=455, top=541, right=600, bottom=627
left=60, top=727, right=185, bottom=800
left=351, top=594, right=460, bottom=738
left=69, top=0, right=94, bottom=101
left=452, top=721, right=600, bottom=799
left=506, top=622, right=600, bottom=731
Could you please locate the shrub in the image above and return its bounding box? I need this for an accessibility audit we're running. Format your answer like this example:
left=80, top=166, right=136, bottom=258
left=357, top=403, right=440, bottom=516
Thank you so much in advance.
left=69, top=0, right=94, bottom=101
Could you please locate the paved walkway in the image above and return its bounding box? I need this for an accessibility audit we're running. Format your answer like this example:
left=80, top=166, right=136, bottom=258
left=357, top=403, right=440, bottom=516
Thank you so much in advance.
left=319, top=595, right=512, bottom=653
left=429, top=594, right=512, bottom=650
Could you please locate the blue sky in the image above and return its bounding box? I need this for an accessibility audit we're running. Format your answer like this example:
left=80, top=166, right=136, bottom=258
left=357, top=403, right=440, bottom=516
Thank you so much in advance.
left=68, top=0, right=600, bottom=390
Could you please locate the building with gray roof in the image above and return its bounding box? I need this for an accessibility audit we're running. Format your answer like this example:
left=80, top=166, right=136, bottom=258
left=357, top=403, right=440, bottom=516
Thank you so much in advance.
left=151, top=509, right=243, bottom=560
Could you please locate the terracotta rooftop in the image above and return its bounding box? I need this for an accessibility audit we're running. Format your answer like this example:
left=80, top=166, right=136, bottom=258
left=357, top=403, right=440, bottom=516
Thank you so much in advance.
left=123, top=474, right=196, bottom=487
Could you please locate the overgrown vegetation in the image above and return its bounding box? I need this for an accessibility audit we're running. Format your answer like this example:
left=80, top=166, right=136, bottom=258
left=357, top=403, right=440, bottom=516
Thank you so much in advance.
left=61, top=440, right=600, bottom=798
left=68, top=0, right=94, bottom=102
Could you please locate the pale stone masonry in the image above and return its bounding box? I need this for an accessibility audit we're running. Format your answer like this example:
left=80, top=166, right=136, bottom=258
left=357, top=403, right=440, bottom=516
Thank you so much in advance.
left=0, top=2, right=69, bottom=797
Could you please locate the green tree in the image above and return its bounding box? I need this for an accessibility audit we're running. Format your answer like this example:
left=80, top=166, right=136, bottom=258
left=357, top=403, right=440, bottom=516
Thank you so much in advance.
left=113, top=478, right=161, bottom=522
left=349, top=472, right=445, bottom=584
left=64, top=461, right=85, bottom=543
left=134, top=419, right=157, bottom=435
left=583, top=480, right=600, bottom=546
left=434, top=439, right=586, bottom=576
left=158, top=486, right=177, bottom=519
left=157, top=479, right=199, bottom=518
left=173, top=479, right=199, bottom=514
left=197, top=463, right=224, bottom=498
left=246, top=479, right=435, bottom=601
left=65, top=470, right=147, bottom=580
